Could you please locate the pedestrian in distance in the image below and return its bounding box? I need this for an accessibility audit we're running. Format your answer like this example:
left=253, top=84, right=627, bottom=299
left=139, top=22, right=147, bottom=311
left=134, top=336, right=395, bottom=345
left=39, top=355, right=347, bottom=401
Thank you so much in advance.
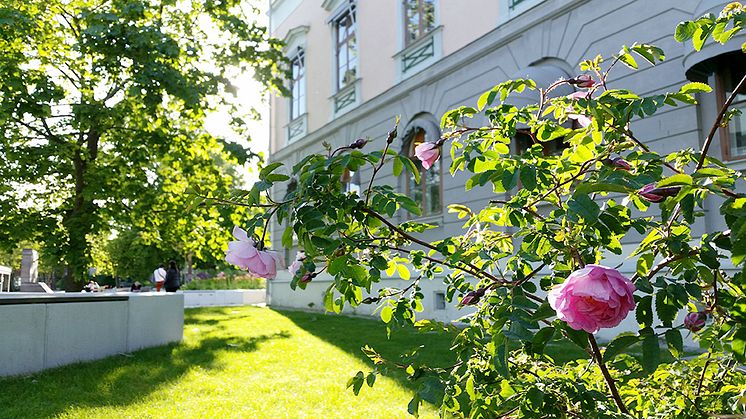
left=153, top=264, right=167, bottom=292
left=164, top=260, right=180, bottom=293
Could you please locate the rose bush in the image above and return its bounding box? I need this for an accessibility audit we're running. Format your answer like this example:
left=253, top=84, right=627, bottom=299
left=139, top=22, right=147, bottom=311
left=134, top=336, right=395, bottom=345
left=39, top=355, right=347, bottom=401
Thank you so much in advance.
left=214, top=5, right=746, bottom=418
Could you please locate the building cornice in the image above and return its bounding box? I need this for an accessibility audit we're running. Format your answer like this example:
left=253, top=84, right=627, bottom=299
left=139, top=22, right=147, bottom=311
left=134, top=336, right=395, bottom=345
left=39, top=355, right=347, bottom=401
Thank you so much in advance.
left=271, top=0, right=589, bottom=161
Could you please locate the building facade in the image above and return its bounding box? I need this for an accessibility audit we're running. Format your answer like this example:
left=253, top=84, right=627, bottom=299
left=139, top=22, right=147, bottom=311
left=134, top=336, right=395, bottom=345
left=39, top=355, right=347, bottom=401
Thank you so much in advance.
left=266, top=0, right=746, bottom=333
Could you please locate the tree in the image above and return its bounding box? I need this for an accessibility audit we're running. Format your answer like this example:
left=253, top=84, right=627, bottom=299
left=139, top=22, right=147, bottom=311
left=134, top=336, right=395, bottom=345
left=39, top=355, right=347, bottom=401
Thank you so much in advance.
left=224, top=5, right=746, bottom=417
left=0, top=0, right=285, bottom=287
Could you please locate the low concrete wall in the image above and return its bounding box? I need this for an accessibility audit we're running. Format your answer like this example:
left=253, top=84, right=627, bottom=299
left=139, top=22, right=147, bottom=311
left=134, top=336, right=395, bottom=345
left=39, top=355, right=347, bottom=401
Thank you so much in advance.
left=0, top=292, right=183, bottom=377
left=269, top=269, right=702, bottom=349
left=182, top=289, right=265, bottom=308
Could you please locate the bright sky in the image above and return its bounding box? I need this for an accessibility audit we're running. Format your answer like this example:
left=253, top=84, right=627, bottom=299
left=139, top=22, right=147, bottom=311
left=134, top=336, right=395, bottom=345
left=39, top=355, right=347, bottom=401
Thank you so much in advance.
left=203, top=2, right=270, bottom=185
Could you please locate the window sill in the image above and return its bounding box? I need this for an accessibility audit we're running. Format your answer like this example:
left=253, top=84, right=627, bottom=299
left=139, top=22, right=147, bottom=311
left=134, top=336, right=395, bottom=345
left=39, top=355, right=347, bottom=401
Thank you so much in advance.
left=394, top=26, right=443, bottom=78
left=330, top=78, right=361, bottom=117
left=406, top=212, right=443, bottom=226
left=285, top=113, right=308, bottom=145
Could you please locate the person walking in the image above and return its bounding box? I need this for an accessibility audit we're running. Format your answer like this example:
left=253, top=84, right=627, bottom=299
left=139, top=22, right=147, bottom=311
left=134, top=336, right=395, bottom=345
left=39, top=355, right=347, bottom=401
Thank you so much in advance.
left=164, top=260, right=181, bottom=293
left=153, top=264, right=167, bottom=292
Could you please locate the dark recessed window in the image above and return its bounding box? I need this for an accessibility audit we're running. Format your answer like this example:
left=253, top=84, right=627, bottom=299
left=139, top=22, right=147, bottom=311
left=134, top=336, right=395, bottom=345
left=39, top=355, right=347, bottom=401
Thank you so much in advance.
left=434, top=291, right=446, bottom=310
left=403, top=115, right=442, bottom=217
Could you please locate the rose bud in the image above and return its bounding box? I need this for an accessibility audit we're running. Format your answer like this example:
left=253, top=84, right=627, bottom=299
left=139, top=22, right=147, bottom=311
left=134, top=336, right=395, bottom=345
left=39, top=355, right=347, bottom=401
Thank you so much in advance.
left=299, top=272, right=315, bottom=284
left=350, top=138, right=368, bottom=149
left=611, top=157, right=632, bottom=171
left=638, top=183, right=682, bottom=203
left=461, top=288, right=486, bottom=306
left=684, top=311, right=707, bottom=332
left=548, top=265, right=635, bottom=333
left=571, top=74, right=596, bottom=88
left=414, top=142, right=440, bottom=170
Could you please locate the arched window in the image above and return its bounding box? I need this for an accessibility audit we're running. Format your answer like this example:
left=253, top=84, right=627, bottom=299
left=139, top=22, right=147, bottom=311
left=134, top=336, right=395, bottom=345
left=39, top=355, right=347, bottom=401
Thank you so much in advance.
left=402, top=114, right=442, bottom=217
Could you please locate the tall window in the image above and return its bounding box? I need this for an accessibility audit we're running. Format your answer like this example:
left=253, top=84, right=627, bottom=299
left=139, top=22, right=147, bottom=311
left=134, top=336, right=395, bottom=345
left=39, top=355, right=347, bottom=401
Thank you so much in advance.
left=334, top=6, right=357, bottom=91
left=403, top=0, right=436, bottom=46
left=403, top=116, right=441, bottom=217
left=717, top=58, right=746, bottom=160
left=290, top=49, right=305, bottom=120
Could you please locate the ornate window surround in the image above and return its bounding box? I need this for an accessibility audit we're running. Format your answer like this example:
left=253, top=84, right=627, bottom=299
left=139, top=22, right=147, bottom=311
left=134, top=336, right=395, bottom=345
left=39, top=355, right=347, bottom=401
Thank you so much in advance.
left=283, top=26, right=309, bottom=145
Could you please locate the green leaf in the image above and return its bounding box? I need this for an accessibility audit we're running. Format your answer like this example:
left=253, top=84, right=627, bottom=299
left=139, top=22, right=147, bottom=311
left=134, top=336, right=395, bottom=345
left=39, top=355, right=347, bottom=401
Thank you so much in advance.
left=520, top=165, right=537, bottom=190
left=478, top=87, right=498, bottom=111
left=636, top=296, right=653, bottom=328
left=381, top=305, right=393, bottom=323
left=640, top=329, right=661, bottom=374
left=732, top=326, right=746, bottom=363
left=680, top=82, right=712, bottom=94
left=665, top=329, right=683, bottom=358
left=393, top=155, right=404, bottom=177
left=567, top=193, right=600, bottom=223
left=281, top=226, right=294, bottom=249
left=259, top=162, right=283, bottom=179
left=674, top=21, right=697, bottom=42
left=617, top=46, right=638, bottom=69
left=346, top=371, right=365, bottom=395
left=603, top=332, right=640, bottom=362
left=657, top=173, right=693, bottom=187
left=531, top=327, right=555, bottom=354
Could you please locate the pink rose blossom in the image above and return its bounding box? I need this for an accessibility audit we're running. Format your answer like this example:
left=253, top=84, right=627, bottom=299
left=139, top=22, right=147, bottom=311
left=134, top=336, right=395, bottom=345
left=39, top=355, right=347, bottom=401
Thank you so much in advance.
left=288, top=251, right=306, bottom=276
left=566, top=91, right=592, bottom=127
left=225, top=226, right=282, bottom=279
left=414, top=142, right=440, bottom=170
left=548, top=265, right=636, bottom=334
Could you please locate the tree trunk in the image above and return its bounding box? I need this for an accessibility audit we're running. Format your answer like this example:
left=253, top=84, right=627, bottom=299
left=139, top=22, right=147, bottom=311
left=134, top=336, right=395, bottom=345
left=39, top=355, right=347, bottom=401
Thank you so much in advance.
left=185, top=252, right=193, bottom=284
left=62, top=129, right=100, bottom=290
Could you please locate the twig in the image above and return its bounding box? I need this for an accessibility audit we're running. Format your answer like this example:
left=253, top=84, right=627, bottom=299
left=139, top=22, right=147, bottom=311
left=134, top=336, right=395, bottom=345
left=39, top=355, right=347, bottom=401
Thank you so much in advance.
left=588, top=334, right=629, bottom=414
left=365, top=124, right=398, bottom=205
left=697, top=72, right=746, bottom=171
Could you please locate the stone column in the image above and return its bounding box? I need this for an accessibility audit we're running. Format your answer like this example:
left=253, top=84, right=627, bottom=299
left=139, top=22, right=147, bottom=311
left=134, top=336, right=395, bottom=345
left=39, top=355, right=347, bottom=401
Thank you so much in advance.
left=20, top=249, right=39, bottom=283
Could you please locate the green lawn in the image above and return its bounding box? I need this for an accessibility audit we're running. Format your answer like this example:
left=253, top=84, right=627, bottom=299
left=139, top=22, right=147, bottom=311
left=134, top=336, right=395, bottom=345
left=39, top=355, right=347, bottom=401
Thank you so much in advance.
left=0, top=307, right=455, bottom=418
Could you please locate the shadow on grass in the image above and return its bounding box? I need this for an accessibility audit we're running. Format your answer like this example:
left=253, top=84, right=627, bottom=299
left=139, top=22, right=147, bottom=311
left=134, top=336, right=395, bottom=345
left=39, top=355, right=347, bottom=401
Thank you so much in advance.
left=274, top=308, right=456, bottom=396
left=0, top=324, right=290, bottom=418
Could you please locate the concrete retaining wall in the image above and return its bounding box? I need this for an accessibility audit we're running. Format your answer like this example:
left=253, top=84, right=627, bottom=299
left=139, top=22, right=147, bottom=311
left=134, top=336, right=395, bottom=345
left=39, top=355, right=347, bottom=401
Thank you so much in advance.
left=182, top=289, right=265, bottom=308
left=0, top=292, right=183, bottom=377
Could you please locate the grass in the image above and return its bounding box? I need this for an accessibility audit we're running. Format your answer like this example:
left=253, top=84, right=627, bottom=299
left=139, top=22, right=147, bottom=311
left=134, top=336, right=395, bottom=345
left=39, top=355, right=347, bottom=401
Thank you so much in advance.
left=181, top=275, right=266, bottom=290
left=0, top=307, right=455, bottom=418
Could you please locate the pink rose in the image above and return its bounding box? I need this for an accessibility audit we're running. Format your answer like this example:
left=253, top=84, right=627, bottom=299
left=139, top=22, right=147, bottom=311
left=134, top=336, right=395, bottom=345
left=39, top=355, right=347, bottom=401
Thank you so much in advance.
left=566, top=91, right=592, bottom=127
left=225, top=226, right=282, bottom=279
left=288, top=251, right=306, bottom=276
left=638, top=183, right=681, bottom=203
left=414, top=142, right=440, bottom=170
left=548, top=265, right=636, bottom=334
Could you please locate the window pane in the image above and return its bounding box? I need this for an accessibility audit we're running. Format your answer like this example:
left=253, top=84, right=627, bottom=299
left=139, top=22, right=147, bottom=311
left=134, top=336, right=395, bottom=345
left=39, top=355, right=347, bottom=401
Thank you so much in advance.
left=405, top=1, right=419, bottom=43
left=728, top=101, right=746, bottom=156
left=423, top=0, right=436, bottom=32
left=427, top=166, right=440, bottom=214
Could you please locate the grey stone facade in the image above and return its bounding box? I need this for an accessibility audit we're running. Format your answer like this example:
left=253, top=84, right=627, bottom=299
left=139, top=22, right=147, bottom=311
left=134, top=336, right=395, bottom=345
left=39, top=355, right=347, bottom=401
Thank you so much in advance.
left=267, top=0, right=744, bottom=328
